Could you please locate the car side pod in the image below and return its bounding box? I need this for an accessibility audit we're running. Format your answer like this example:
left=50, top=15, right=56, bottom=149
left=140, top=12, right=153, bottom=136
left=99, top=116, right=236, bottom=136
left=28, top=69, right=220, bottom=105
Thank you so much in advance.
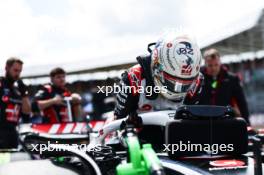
left=116, top=127, right=165, bottom=175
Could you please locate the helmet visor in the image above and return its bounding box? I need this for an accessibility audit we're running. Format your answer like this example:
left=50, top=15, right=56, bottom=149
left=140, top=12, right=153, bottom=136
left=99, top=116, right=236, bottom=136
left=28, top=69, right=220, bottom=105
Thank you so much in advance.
left=161, top=71, right=197, bottom=94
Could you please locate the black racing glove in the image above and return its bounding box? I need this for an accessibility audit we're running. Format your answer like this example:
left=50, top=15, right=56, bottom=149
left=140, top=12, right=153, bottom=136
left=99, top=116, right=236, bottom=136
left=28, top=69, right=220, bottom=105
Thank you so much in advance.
left=183, top=73, right=204, bottom=105
left=120, top=112, right=143, bottom=130
left=17, top=79, right=29, bottom=97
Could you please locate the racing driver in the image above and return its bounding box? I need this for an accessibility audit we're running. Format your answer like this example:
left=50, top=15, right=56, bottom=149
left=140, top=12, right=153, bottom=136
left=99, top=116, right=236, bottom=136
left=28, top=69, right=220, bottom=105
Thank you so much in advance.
left=114, top=33, right=203, bottom=120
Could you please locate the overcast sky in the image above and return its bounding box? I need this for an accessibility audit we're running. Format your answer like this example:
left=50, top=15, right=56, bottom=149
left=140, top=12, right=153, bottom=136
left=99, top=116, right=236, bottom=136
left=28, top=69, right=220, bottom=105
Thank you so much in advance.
left=0, top=0, right=264, bottom=75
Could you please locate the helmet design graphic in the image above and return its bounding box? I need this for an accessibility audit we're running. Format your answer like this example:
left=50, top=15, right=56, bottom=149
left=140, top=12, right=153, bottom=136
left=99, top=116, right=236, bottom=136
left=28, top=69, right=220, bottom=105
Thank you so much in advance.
left=151, top=33, right=202, bottom=100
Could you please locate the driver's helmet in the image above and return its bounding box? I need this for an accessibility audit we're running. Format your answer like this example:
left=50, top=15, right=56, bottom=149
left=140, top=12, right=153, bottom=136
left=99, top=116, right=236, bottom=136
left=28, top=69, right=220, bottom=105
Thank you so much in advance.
left=151, top=33, right=202, bottom=100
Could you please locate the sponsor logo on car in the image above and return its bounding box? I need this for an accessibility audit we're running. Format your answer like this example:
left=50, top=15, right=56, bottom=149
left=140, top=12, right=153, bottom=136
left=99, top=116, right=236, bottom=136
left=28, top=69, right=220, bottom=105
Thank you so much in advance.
left=210, top=160, right=245, bottom=167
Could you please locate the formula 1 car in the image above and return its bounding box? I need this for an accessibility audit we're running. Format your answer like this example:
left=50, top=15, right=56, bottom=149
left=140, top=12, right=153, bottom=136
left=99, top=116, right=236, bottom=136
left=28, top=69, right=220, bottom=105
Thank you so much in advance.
left=1, top=105, right=264, bottom=175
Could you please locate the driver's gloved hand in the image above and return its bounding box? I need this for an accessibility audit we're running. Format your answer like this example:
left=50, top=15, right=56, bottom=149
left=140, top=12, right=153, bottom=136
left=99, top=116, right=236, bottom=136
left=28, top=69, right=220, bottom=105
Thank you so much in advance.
left=17, top=79, right=29, bottom=97
left=183, top=73, right=204, bottom=105
left=120, top=113, right=143, bottom=130
left=127, top=114, right=143, bottom=128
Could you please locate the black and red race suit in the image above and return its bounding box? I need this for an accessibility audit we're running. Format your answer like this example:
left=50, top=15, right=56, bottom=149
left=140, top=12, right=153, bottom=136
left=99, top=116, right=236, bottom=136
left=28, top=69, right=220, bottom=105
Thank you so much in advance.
left=114, top=55, right=203, bottom=119
left=0, top=77, right=23, bottom=148
left=33, top=84, right=72, bottom=123
left=199, top=66, right=250, bottom=124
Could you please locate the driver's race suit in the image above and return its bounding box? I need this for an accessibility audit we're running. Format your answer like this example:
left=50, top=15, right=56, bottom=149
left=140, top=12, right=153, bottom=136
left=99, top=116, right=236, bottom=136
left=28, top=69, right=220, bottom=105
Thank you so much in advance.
left=0, top=77, right=24, bottom=148
left=114, top=56, right=203, bottom=119
left=32, top=84, right=73, bottom=123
